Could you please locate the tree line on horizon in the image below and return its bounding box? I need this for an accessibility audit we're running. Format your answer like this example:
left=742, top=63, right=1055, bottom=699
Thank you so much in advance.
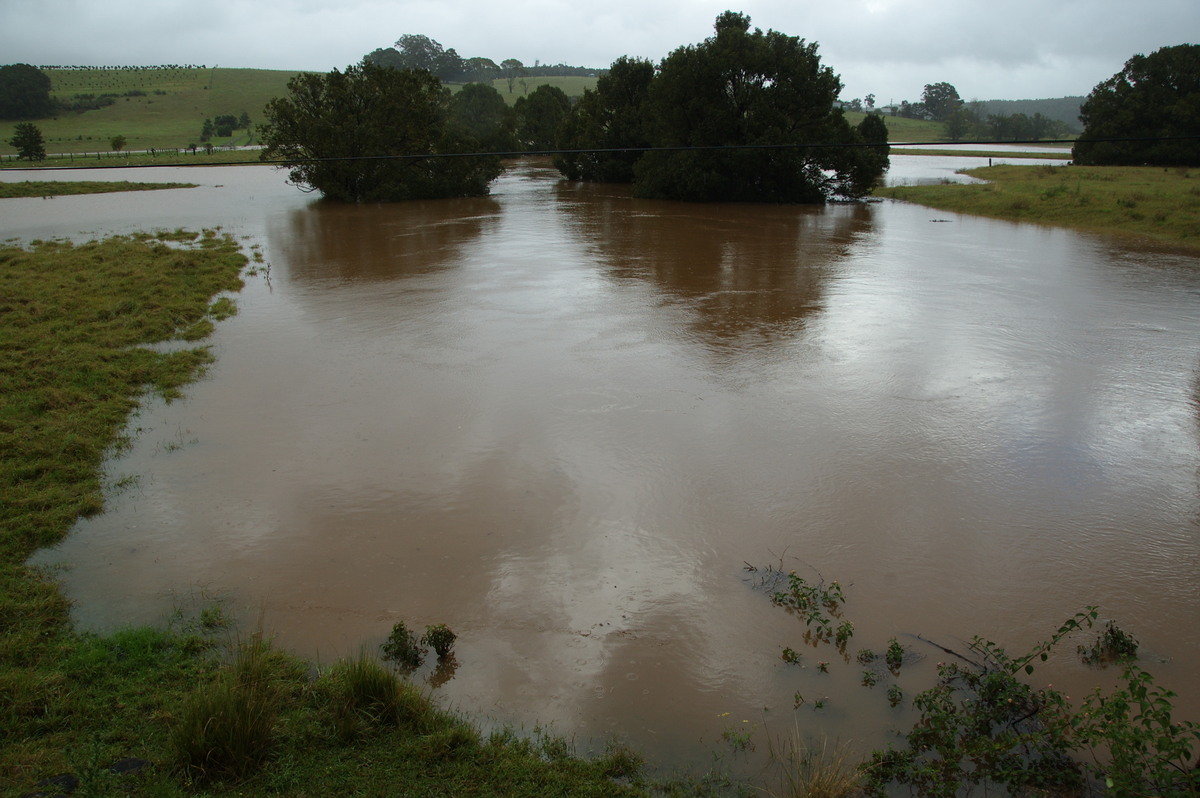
left=363, top=34, right=598, bottom=88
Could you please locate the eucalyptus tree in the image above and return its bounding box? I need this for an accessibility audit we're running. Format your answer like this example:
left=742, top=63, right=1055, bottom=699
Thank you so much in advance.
left=259, top=63, right=502, bottom=202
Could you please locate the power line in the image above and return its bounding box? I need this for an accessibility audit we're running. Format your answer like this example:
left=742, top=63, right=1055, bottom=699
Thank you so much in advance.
left=6, top=135, right=1198, bottom=172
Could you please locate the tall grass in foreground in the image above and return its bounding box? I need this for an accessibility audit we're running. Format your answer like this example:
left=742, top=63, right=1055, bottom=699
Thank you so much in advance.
left=321, top=652, right=438, bottom=738
left=169, top=638, right=289, bottom=783
left=767, top=731, right=866, bottom=798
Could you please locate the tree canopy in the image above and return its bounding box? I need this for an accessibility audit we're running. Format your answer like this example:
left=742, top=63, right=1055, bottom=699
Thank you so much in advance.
left=364, top=35, right=465, bottom=82
left=513, top=84, right=571, bottom=151
left=0, top=63, right=54, bottom=120
left=259, top=63, right=502, bottom=202
left=1072, top=44, right=1200, bottom=167
left=577, top=11, right=888, bottom=203
left=449, top=82, right=518, bottom=153
left=920, top=82, right=963, bottom=123
left=555, top=56, right=654, bottom=182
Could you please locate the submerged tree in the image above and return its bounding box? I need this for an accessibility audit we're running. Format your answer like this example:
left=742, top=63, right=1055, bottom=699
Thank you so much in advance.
left=513, top=84, right=570, bottom=151
left=259, top=63, right=502, bottom=202
left=555, top=55, right=654, bottom=182
left=632, top=12, right=888, bottom=203
left=1073, top=44, right=1200, bottom=167
left=448, top=82, right=518, bottom=153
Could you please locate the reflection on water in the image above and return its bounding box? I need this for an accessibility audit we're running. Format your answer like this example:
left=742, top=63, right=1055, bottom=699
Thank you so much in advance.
left=13, top=159, right=1200, bottom=775
left=277, top=196, right=501, bottom=282
left=554, top=179, right=873, bottom=354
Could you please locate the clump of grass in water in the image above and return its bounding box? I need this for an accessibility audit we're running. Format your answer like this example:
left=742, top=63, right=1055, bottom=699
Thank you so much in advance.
left=321, top=652, right=436, bottom=739
left=1078, top=620, right=1139, bottom=665
left=767, top=731, right=866, bottom=798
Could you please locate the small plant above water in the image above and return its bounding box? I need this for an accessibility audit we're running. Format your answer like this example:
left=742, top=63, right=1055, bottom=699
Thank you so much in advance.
left=380, top=621, right=426, bottom=671
left=420, top=624, right=457, bottom=660
left=1078, top=620, right=1139, bottom=665
left=834, top=620, right=854, bottom=651
left=771, top=572, right=846, bottom=644
left=885, top=637, right=905, bottom=673
left=856, top=648, right=876, bottom=665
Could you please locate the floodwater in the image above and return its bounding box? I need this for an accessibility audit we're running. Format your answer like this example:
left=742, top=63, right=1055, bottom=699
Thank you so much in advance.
left=7, top=158, right=1200, bottom=775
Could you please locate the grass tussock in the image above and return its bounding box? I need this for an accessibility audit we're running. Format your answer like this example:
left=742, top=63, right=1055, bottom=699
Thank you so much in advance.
left=767, top=732, right=866, bottom=798
left=169, top=638, right=293, bottom=783
left=0, top=180, right=197, bottom=198
left=880, top=163, right=1200, bottom=251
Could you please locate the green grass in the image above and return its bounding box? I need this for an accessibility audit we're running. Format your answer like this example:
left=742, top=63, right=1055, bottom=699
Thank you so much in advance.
left=0, top=180, right=196, bottom=197
left=844, top=111, right=947, bottom=143
left=879, top=163, right=1200, bottom=251
left=1, top=147, right=265, bottom=169
left=890, top=147, right=1071, bottom=160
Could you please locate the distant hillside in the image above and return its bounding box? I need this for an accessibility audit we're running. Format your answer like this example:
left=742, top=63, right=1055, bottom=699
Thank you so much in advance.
left=971, top=97, right=1085, bottom=133
left=1, top=66, right=598, bottom=155
left=1, top=67, right=302, bottom=155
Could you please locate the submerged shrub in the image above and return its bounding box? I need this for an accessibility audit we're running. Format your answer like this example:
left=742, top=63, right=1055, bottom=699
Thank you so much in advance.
left=420, top=624, right=457, bottom=660
left=380, top=621, right=426, bottom=670
left=1078, top=620, right=1139, bottom=665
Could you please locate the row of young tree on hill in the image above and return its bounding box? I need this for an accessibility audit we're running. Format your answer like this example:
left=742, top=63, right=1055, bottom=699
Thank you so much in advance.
left=261, top=12, right=890, bottom=204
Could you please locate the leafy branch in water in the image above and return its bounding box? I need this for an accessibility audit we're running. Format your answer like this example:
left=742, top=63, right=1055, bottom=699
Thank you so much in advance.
left=1078, top=620, right=1139, bottom=665
left=754, top=566, right=1200, bottom=796
left=865, top=606, right=1200, bottom=797
left=769, top=570, right=848, bottom=648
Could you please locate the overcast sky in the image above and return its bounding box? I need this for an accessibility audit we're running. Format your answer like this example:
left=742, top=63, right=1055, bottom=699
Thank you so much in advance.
left=2, top=0, right=1196, bottom=103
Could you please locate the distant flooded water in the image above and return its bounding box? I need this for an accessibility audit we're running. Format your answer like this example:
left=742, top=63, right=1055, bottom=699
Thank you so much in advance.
left=9, top=159, right=1200, bottom=774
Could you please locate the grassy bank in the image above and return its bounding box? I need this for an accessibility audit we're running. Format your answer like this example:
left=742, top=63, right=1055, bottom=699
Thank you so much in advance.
left=1, top=147, right=264, bottom=170
left=880, top=163, right=1200, bottom=251
left=890, top=146, right=1072, bottom=160
left=0, top=231, right=732, bottom=797
left=0, top=180, right=196, bottom=198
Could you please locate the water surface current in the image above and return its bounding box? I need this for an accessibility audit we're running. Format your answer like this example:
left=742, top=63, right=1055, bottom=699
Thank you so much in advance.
left=7, top=158, right=1199, bottom=771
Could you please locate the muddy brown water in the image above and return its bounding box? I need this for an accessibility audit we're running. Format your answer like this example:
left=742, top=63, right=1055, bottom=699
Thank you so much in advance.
left=7, top=158, right=1200, bottom=776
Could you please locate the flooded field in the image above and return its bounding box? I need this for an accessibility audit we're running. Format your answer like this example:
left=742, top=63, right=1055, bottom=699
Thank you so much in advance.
left=6, top=158, right=1199, bottom=774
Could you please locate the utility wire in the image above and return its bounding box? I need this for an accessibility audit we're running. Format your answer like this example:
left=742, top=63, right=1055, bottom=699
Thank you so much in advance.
left=6, top=135, right=1199, bottom=172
